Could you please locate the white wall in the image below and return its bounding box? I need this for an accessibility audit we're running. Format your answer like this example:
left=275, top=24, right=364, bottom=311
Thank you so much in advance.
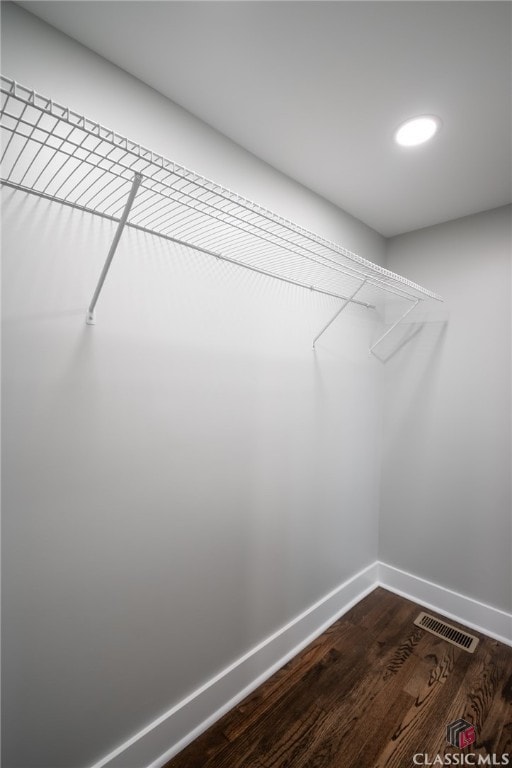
left=380, top=205, right=512, bottom=614
left=1, top=5, right=384, bottom=767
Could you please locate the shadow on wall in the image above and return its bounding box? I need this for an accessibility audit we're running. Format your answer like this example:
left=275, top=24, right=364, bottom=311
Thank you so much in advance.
left=372, top=320, right=448, bottom=364
left=370, top=322, right=426, bottom=364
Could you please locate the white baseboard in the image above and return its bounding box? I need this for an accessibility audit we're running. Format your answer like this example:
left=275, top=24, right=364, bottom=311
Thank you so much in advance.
left=378, top=561, right=512, bottom=648
left=91, top=561, right=379, bottom=768
left=91, top=560, right=512, bottom=768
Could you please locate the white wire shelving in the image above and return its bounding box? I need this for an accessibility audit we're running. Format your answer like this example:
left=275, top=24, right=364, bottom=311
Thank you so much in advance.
left=0, top=76, right=442, bottom=351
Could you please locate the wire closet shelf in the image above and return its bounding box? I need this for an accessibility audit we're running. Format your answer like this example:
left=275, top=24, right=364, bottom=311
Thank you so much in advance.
left=0, top=77, right=442, bottom=346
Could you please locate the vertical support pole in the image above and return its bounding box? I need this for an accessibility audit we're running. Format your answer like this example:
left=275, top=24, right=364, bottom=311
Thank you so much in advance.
left=313, top=279, right=367, bottom=348
left=86, top=172, right=142, bottom=324
left=369, top=298, right=419, bottom=355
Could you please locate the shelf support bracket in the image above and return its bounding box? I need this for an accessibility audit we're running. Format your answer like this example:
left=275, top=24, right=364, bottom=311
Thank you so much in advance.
left=313, top=279, right=367, bottom=348
left=369, top=298, right=420, bottom=356
left=86, top=172, right=143, bottom=324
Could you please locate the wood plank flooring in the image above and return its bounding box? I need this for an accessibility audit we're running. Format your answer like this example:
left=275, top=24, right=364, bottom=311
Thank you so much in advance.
left=164, top=588, right=512, bottom=767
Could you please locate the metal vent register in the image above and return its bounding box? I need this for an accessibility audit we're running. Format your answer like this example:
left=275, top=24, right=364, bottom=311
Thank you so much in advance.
left=414, top=612, right=479, bottom=653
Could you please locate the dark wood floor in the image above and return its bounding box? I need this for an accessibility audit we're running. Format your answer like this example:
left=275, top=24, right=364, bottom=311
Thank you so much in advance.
left=164, top=587, right=512, bottom=768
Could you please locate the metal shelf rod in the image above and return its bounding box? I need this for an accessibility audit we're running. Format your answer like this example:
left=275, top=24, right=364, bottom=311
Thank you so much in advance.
left=1, top=76, right=443, bottom=339
left=1, top=178, right=373, bottom=308
left=0, top=79, right=442, bottom=301
left=1, top=110, right=434, bottom=304
left=369, top=298, right=420, bottom=356
left=313, top=280, right=368, bottom=348
left=85, top=172, right=142, bottom=324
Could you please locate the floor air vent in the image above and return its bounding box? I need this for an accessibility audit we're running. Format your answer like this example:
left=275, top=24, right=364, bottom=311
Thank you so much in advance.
left=414, top=612, right=479, bottom=653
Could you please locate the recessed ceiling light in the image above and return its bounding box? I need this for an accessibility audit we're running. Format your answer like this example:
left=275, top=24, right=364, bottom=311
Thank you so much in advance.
left=395, top=116, right=440, bottom=147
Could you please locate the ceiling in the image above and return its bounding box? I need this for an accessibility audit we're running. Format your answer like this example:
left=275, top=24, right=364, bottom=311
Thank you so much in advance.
left=16, top=1, right=512, bottom=237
